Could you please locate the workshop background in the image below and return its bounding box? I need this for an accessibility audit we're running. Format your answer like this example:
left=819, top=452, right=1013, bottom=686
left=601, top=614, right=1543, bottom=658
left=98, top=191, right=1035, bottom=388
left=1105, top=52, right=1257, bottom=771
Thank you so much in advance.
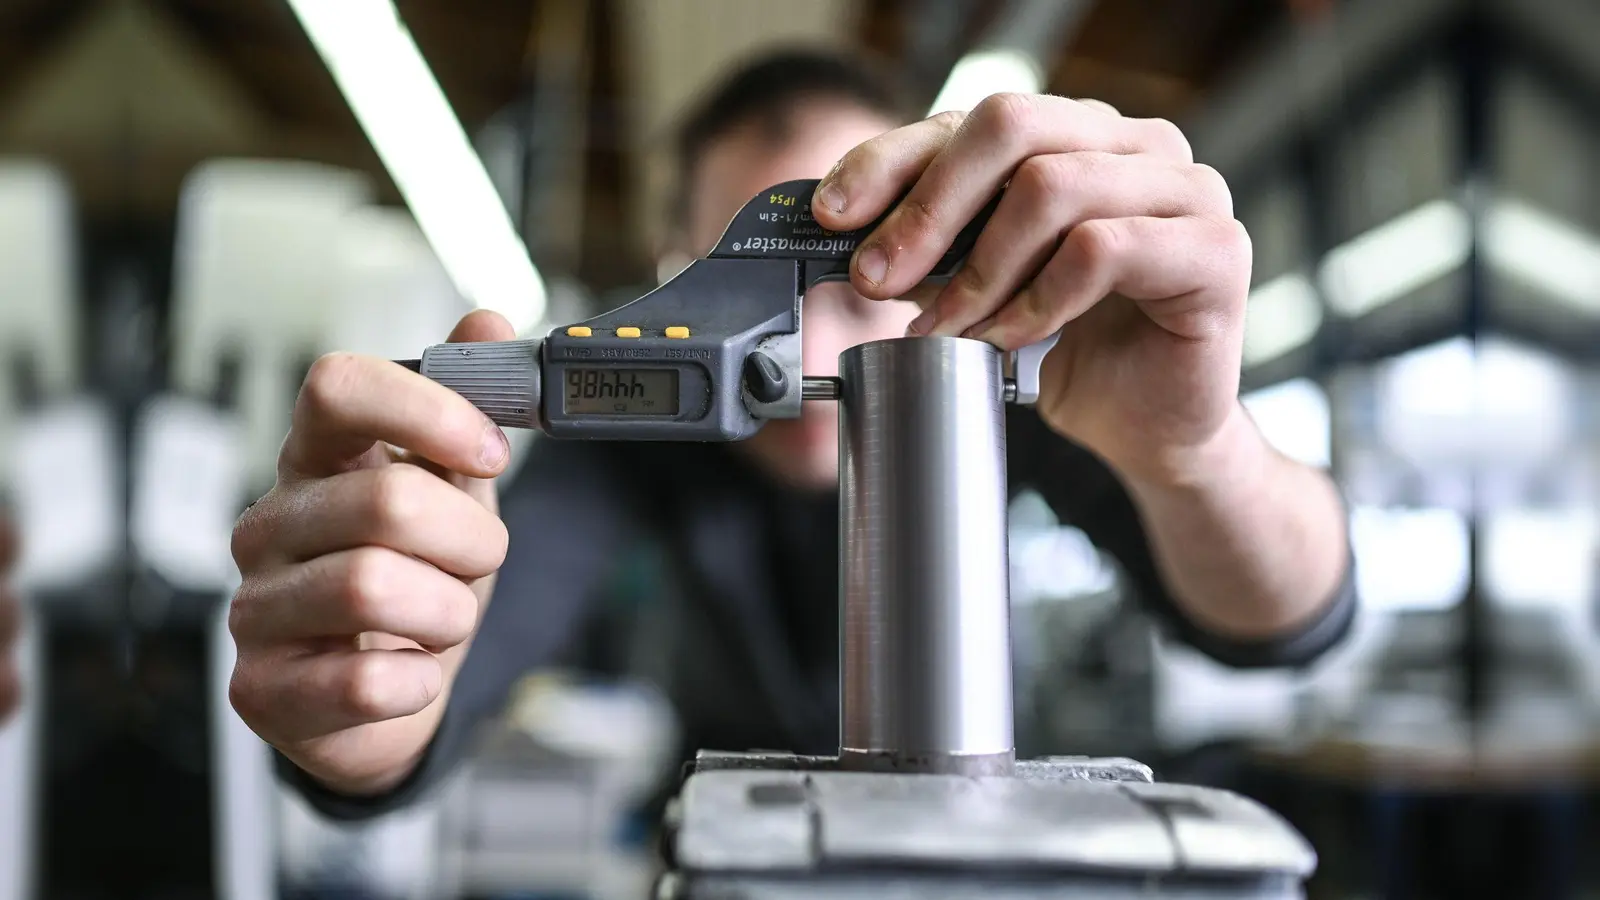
left=1, top=0, right=1598, bottom=898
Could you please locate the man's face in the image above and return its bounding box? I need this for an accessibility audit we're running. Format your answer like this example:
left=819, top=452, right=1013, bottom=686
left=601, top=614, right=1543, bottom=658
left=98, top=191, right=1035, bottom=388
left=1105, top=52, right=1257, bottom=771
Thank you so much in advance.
left=680, top=100, right=917, bottom=490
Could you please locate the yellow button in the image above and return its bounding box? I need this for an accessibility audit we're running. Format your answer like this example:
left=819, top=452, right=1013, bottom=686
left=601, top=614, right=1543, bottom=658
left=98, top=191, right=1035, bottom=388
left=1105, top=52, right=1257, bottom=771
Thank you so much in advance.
left=665, top=326, right=691, bottom=339
left=566, top=326, right=592, bottom=337
left=616, top=326, right=641, bottom=338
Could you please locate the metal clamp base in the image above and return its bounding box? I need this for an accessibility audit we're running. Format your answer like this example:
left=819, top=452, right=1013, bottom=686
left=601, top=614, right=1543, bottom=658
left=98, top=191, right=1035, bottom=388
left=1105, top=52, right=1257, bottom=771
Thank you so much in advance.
left=658, top=751, right=1316, bottom=900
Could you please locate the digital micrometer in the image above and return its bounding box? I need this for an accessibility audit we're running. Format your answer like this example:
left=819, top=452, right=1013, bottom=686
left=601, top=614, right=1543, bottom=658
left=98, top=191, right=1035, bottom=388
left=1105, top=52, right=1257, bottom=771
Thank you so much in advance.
left=399, top=178, right=1059, bottom=440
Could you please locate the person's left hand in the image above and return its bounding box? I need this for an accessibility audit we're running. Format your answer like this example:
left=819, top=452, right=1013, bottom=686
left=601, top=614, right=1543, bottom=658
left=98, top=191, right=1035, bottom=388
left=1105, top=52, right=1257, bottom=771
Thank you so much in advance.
left=812, top=94, right=1252, bottom=487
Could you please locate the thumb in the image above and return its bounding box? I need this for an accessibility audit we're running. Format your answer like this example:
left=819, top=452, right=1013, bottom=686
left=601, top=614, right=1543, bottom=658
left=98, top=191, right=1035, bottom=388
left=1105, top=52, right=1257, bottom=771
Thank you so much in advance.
left=445, top=309, right=516, bottom=345
left=408, top=309, right=519, bottom=512
left=450, top=310, right=512, bottom=511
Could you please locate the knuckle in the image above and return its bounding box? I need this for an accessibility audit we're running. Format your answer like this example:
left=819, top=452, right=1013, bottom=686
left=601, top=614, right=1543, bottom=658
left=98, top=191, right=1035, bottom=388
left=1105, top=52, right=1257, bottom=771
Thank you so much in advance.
left=1016, top=153, right=1097, bottom=205
left=974, top=92, right=1036, bottom=144
left=1220, top=216, right=1253, bottom=260
left=226, top=582, right=257, bottom=641
left=227, top=661, right=265, bottom=724
left=893, top=195, right=943, bottom=247
left=340, top=548, right=396, bottom=623
left=840, top=137, right=886, bottom=179
left=484, top=516, right=510, bottom=570
left=230, top=493, right=276, bottom=570
left=951, top=261, right=990, bottom=303
left=1187, top=163, right=1233, bottom=215
left=1217, top=218, right=1255, bottom=297
left=442, top=583, right=480, bottom=645
left=1066, top=219, right=1121, bottom=269
left=1023, top=283, right=1054, bottom=320
left=370, top=465, right=426, bottom=537
left=299, top=352, right=362, bottom=419
left=1011, top=156, right=1063, bottom=200
left=1145, top=117, right=1193, bottom=161
left=930, top=109, right=966, bottom=135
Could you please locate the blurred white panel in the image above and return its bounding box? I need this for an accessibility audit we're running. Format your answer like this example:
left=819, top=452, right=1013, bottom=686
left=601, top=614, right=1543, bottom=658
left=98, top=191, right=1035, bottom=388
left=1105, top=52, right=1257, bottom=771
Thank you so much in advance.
left=326, top=206, right=470, bottom=359
left=130, top=398, right=245, bottom=593
left=1242, top=377, right=1331, bottom=469
left=1475, top=338, right=1573, bottom=466
left=171, top=160, right=372, bottom=488
left=1483, top=508, right=1599, bottom=612
left=277, top=787, right=442, bottom=900
left=1151, top=638, right=1299, bottom=749
left=617, top=0, right=857, bottom=245
left=1374, top=337, right=1476, bottom=468
left=5, top=400, right=120, bottom=592
left=0, top=162, right=77, bottom=476
left=0, top=614, right=38, bottom=900
left=1349, top=505, right=1470, bottom=612
left=210, top=591, right=277, bottom=900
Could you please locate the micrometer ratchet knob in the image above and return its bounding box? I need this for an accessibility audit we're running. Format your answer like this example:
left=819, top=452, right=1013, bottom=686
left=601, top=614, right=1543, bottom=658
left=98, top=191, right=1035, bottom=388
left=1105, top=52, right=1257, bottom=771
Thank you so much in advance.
left=417, top=338, right=543, bottom=431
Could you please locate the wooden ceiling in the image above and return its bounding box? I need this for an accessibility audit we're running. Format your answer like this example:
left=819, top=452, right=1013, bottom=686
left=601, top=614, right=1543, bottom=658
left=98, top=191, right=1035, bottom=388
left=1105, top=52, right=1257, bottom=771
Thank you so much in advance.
left=0, top=0, right=1288, bottom=287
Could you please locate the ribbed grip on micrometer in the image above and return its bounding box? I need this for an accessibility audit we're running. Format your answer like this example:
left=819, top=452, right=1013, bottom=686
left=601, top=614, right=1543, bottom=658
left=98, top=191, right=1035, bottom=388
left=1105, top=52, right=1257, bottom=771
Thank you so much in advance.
left=418, top=339, right=543, bottom=430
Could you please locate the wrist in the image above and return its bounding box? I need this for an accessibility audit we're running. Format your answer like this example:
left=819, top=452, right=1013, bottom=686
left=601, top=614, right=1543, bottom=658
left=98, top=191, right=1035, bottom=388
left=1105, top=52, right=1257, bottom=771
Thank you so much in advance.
left=1121, top=402, right=1271, bottom=500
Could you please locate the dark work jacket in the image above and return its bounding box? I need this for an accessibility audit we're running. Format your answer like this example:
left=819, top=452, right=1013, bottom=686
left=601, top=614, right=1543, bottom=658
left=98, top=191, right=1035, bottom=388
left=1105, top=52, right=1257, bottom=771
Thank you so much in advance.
left=280, top=409, right=1358, bottom=820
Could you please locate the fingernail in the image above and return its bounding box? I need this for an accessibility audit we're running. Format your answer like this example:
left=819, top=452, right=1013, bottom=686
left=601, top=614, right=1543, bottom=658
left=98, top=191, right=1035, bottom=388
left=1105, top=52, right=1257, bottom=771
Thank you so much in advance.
left=818, top=181, right=846, bottom=216
left=481, top=423, right=508, bottom=468
left=906, top=309, right=936, bottom=336
left=856, top=243, right=888, bottom=285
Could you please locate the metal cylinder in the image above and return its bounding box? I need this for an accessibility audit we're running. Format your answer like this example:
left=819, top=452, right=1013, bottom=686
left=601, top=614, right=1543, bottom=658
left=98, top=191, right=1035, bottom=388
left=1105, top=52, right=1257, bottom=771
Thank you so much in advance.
left=837, top=336, right=1014, bottom=776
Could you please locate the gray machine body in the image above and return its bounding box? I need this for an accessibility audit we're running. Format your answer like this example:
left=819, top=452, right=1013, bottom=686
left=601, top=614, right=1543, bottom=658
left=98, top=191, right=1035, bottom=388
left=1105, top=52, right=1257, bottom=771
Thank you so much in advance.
left=659, top=752, right=1315, bottom=900
left=837, top=338, right=1014, bottom=777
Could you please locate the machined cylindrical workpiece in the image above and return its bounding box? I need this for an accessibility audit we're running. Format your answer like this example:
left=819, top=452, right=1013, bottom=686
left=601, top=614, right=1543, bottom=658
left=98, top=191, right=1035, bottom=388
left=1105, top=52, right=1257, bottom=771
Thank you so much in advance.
left=837, top=336, right=1014, bottom=776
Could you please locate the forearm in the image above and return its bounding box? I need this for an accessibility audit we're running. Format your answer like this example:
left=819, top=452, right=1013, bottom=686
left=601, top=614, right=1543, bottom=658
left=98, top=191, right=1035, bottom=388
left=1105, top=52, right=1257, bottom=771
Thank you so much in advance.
left=1122, top=403, right=1349, bottom=642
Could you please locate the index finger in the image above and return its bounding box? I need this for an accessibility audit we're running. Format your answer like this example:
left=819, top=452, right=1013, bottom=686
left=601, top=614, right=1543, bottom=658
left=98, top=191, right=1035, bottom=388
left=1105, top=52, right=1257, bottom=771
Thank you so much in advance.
left=280, top=353, right=509, bottom=481
left=836, top=94, right=1189, bottom=300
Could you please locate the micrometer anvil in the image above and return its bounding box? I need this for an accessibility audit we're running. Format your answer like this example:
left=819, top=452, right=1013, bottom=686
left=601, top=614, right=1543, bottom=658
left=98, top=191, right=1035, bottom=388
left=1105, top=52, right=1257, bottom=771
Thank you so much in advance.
left=401, top=178, right=1059, bottom=441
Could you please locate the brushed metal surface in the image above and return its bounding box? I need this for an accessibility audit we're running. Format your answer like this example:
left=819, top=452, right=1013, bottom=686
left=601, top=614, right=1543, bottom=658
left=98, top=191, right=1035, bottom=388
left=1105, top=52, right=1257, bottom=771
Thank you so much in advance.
left=837, top=337, right=1014, bottom=773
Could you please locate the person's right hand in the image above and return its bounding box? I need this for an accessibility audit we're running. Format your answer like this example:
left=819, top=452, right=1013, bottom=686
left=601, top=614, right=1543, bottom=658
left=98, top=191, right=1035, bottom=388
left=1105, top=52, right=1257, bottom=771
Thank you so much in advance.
left=229, top=311, right=514, bottom=795
left=0, top=515, right=20, bottom=724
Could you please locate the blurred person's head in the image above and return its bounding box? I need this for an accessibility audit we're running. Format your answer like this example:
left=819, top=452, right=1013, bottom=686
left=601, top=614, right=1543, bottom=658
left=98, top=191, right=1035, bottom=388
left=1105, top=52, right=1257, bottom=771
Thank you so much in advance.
left=664, top=48, right=917, bottom=491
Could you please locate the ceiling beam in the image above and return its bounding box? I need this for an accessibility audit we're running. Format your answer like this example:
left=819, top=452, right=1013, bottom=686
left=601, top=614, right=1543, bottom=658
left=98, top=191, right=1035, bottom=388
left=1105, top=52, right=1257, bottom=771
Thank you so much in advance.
left=0, top=0, right=106, bottom=112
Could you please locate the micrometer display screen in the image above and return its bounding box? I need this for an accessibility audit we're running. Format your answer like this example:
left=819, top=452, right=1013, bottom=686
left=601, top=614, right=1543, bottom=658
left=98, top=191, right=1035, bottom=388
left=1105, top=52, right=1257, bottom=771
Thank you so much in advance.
left=563, top=368, right=680, bottom=415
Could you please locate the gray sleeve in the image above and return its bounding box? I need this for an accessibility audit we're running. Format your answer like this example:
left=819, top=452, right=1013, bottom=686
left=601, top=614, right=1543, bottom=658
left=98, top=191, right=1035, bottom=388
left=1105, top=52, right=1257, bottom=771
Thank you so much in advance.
left=279, top=439, right=636, bottom=821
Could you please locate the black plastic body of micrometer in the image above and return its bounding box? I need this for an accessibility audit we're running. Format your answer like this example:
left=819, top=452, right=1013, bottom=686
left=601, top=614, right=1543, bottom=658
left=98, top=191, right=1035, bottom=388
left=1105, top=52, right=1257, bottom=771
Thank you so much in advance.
left=536, top=178, right=997, bottom=442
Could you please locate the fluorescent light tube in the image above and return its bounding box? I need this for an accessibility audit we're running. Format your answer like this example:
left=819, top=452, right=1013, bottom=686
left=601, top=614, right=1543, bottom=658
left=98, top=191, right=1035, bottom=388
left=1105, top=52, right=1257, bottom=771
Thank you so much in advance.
left=288, top=0, right=547, bottom=334
left=1318, top=198, right=1470, bottom=317
left=929, top=49, right=1044, bottom=114
left=1243, top=271, right=1323, bottom=366
left=1483, top=197, right=1600, bottom=315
